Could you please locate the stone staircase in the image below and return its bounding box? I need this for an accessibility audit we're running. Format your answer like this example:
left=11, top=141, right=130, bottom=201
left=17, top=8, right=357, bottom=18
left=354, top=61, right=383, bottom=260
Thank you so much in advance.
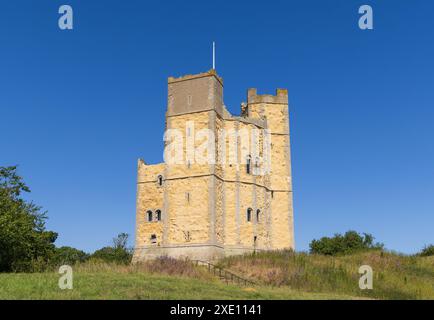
left=191, top=260, right=256, bottom=286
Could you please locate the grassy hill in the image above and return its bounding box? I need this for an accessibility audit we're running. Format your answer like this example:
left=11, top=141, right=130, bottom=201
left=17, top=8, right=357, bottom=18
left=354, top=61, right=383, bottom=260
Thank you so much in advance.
left=217, top=250, right=434, bottom=300
left=0, top=251, right=432, bottom=300
left=0, top=272, right=358, bottom=300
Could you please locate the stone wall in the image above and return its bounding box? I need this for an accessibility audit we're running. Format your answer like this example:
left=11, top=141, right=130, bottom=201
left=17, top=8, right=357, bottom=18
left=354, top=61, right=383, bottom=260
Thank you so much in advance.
left=133, top=70, right=294, bottom=263
left=135, top=161, right=164, bottom=247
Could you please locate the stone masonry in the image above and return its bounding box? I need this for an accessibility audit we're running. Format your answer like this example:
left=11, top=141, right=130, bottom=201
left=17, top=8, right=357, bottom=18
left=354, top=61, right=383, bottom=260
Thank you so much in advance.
left=133, top=70, right=294, bottom=262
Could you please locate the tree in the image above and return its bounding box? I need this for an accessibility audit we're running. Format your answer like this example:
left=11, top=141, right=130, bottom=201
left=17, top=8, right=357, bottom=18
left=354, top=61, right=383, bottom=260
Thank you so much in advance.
left=309, top=230, right=383, bottom=256
left=51, top=246, right=89, bottom=266
left=90, top=233, right=132, bottom=264
left=113, top=232, right=129, bottom=250
left=0, top=166, right=58, bottom=272
left=418, top=244, right=434, bottom=257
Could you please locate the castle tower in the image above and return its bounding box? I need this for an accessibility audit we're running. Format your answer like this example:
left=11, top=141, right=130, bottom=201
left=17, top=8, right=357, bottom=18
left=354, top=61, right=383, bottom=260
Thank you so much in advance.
left=246, top=88, right=295, bottom=249
left=133, top=70, right=294, bottom=262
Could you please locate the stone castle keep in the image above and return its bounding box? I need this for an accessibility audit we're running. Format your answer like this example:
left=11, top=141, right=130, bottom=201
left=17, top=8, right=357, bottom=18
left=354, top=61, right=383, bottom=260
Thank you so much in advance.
left=133, top=70, right=294, bottom=262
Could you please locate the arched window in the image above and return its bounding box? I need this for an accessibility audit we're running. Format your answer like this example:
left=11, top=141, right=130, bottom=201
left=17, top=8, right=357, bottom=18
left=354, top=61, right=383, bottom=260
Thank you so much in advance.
left=156, top=210, right=162, bottom=221
left=256, top=209, right=261, bottom=222
left=147, top=210, right=153, bottom=222
left=157, top=175, right=163, bottom=187
left=246, top=155, right=251, bottom=174
left=247, top=208, right=252, bottom=222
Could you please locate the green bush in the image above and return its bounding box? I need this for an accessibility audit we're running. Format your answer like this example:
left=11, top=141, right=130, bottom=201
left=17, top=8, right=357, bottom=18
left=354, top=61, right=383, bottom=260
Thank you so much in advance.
left=309, top=230, right=383, bottom=256
left=51, top=246, right=89, bottom=266
left=91, top=247, right=131, bottom=264
left=90, top=233, right=132, bottom=264
left=419, top=245, right=434, bottom=257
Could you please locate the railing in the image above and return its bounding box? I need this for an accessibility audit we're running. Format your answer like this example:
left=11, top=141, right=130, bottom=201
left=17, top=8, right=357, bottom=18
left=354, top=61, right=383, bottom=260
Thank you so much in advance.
left=191, top=259, right=256, bottom=286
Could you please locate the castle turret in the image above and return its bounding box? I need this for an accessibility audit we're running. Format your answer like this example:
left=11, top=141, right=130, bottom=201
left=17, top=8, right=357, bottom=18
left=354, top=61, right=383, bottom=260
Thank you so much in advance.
left=247, top=88, right=294, bottom=249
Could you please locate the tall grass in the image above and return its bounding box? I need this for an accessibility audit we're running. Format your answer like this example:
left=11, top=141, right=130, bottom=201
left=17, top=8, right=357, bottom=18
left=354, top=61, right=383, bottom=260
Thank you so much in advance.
left=0, top=257, right=360, bottom=300
left=72, top=256, right=215, bottom=281
left=1, top=252, right=432, bottom=299
left=217, top=250, right=434, bottom=299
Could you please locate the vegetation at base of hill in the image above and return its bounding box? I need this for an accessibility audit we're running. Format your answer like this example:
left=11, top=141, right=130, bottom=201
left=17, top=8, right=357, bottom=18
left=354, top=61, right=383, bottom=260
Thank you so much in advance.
left=217, top=250, right=434, bottom=300
left=0, top=260, right=360, bottom=300
left=0, top=252, right=432, bottom=300
left=88, top=233, right=132, bottom=265
left=50, top=233, right=133, bottom=268
left=0, top=166, right=58, bottom=272
left=418, top=245, right=434, bottom=257
left=309, top=231, right=383, bottom=256
left=74, top=256, right=216, bottom=281
left=50, top=247, right=89, bottom=266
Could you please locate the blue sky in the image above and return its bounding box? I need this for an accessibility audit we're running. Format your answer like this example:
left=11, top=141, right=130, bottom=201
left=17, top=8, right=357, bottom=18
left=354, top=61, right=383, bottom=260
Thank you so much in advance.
left=0, top=1, right=433, bottom=254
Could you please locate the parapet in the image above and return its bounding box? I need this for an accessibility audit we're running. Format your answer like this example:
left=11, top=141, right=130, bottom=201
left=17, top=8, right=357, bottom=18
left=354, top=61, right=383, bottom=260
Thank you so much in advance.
left=167, top=69, right=224, bottom=117
left=247, top=88, right=288, bottom=105
left=168, top=69, right=223, bottom=87
left=137, top=159, right=165, bottom=183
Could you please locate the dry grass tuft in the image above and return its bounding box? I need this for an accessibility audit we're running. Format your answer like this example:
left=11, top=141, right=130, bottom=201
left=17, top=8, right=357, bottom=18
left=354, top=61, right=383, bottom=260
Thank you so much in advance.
left=73, top=256, right=214, bottom=281
left=218, top=250, right=434, bottom=299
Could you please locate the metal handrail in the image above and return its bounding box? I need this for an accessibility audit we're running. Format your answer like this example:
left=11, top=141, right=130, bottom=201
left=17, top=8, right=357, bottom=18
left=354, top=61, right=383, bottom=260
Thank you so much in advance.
left=191, top=259, right=256, bottom=286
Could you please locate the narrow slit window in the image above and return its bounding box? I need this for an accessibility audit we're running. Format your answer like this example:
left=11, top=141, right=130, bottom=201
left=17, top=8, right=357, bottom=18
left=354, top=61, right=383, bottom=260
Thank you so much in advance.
left=256, top=209, right=261, bottom=222
left=156, top=210, right=162, bottom=221
left=147, top=210, right=153, bottom=222
left=246, top=156, right=251, bottom=174
left=157, top=175, right=163, bottom=187
left=247, top=208, right=252, bottom=222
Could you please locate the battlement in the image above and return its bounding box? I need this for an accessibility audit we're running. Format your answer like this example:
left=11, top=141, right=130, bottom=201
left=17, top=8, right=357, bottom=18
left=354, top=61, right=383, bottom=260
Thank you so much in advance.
left=168, top=69, right=223, bottom=87
left=247, top=88, right=288, bottom=105
left=167, top=69, right=224, bottom=117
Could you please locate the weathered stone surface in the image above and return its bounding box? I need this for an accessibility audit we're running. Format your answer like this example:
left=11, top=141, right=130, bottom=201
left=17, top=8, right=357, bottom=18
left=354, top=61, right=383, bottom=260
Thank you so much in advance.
left=133, top=70, right=294, bottom=263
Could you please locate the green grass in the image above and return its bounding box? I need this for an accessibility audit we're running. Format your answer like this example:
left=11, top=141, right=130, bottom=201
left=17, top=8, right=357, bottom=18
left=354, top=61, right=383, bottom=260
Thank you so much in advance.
left=0, top=271, right=357, bottom=300
left=1, top=251, right=432, bottom=300
left=217, top=250, right=434, bottom=300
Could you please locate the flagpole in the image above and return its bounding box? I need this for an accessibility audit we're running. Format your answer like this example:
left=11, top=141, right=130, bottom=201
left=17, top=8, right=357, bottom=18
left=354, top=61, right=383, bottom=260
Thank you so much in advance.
left=212, top=41, right=215, bottom=70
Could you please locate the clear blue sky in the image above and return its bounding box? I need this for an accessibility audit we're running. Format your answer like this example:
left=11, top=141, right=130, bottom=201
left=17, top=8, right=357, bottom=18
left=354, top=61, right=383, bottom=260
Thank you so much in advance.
left=1, top=1, right=433, bottom=254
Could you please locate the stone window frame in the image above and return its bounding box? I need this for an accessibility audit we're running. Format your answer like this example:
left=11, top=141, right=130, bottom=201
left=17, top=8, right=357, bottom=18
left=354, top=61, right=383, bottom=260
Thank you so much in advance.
left=156, top=174, right=164, bottom=187
left=150, top=234, right=157, bottom=245
left=146, top=210, right=153, bottom=222
left=246, top=155, right=252, bottom=175
left=145, top=209, right=163, bottom=223
left=247, top=208, right=253, bottom=222
left=256, top=209, right=261, bottom=223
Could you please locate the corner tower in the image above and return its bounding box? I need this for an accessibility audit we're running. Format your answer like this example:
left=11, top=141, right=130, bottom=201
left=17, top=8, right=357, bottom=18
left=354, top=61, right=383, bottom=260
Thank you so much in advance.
left=247, top=88, right=295, bottom=249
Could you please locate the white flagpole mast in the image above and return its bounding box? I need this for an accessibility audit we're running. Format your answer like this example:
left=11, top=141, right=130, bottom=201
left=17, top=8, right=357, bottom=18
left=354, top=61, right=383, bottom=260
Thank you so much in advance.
left=212, top=41, right=216, bottom=70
